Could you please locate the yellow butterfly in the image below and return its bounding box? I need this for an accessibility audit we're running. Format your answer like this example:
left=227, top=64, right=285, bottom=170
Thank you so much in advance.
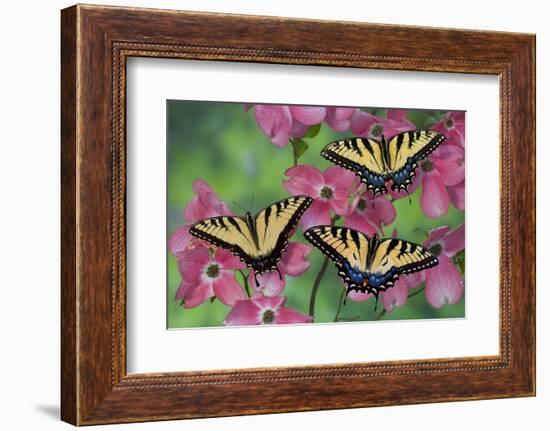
left=321, top=130, right=445, bottom=195
left=190, top=196, right=312, bottom=286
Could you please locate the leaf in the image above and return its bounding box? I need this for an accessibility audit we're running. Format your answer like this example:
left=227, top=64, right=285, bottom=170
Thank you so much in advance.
left=453, top=250, right=465, bottom=275
left=293, top=139, right=310, bottom=159
left=305, top=123, right=321, bottom=138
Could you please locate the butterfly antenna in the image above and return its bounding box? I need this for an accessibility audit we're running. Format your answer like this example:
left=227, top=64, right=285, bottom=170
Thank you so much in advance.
left=254, top=271, right=260, bottom=287
left=232, top=200, right=247, bottom=213
left=275, top=266, right=283, bottom=281
left=249, top=194, right=255, bottom=212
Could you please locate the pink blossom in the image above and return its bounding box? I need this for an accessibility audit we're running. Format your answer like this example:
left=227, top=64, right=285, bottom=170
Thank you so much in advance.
left=250, top=104, right=326, bottom=147
left=168, top=225, right=195, bottom=258
left=248, top=271, right=286, bottom=297
left=448, top=180, right=465, bottom=211
left=345, top=192, right=396, bottom=236
left=324, top=107, right=357, bottom=131
left=175, top=246, right=245, bottom=308
left=224, top=296, right=312, bottom=325
left=350, top=110, right=414, bottom=139
left=278, top=242, right=312, bottom=276
left=184, top=179, right=233, bottom=223
left=283, top=165, right=357, bottom=230
left=254, top=105, right=294, bottom=147
left=423, top=224, right=465, bottom=308
left=432, top=111, right=465, bottom=147
left=289, top=106, right=326, bottom=125
left=419, top=144, right=465, bottom=218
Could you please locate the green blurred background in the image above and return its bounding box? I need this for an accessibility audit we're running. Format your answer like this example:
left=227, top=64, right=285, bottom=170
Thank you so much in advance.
left=167, top=101, right=465, bottom=329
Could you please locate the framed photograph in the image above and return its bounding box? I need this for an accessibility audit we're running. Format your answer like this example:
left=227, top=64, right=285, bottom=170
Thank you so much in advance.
left=61, top=4, right=535, bottom=425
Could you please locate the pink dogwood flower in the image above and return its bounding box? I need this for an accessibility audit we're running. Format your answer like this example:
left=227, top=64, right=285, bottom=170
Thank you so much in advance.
left=248, top=272, right=286, bottom=297
left=324, top=107, right=357, bottom=131
left=175, top=246, right=246, bottom=309
left=278, top=242, right=312, bottom=276
left=350, top=109, right=415, bottom=139
left=423, top=224, right=465, bottom=308
left=254, top=105, right=294, bottom=147
left=252, top=105, right=326, bottom=147
left=283, top=165, right=357, bottom=230
left=345, top=191, right=396, bottom=236
left=184, top=179, right=233, bottom=223
left=419, top=144, right=465, bottom=218
left=224, top=296, right=312, bottom=326
left=169, top=179, right=233, bottom=256
left=289, top=106, right=326, bottom=125
left=432, top=111, right=465, bottom=147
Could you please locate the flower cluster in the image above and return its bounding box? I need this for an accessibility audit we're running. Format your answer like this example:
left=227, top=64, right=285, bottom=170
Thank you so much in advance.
left=169, top=179, right=312, bottom=325
left=169, top=105, right=466, bottom=325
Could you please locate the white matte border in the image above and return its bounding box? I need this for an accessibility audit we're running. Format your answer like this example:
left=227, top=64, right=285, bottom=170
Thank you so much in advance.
left=127, top=58, right=500, bottom=373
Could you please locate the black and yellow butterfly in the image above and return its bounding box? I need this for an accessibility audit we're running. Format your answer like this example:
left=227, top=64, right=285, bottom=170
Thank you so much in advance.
left=304, top=225, right=438, bottom=301
left=321, top=130, right=445, bottom=195
left=190, top=196, right=312, bottom=286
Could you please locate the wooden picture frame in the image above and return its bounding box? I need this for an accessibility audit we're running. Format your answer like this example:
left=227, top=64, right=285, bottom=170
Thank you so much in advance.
left=61, top=4, right=536, bottom=425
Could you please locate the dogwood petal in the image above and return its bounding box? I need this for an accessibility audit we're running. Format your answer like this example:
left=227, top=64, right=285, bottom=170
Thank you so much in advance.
left=275, top=307, right=313, bottom=324
left=381, top=281, right=408, bottom=312
left=215, top=247, right=245, bottom=270
left=279, top=242, right=312, bottom=277
left=448, top=181, right=465, bottom=211
left=283, top=165, right=324, bottom=196
left=289, top=106, right=326, bottom=125
left=425, top=254, right=464, bottom=308
left=441, top=223, right=465, bottom=257
left=249, top=271, right=286, bottom=297
left=300, top=199, right=331, bottom=231
left=255, top=105, right=293, bottom=147
left=420, top=170, right=449, bottom=219
left=213, top=271, right=246, bottom=306
left=177, top=245, right=210, bottom=282
left=224, top=300, right=262, bottom=325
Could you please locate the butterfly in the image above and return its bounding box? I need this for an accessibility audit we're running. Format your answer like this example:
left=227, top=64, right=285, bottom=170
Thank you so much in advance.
left=304, top=225, right=438, bottom=304
left=189, top=195, right=313, bottom=286
left=321, top=130, right=445, bottom=195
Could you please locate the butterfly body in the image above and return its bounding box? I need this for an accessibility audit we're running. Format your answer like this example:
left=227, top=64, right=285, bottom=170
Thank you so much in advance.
left=190, top=195, right=312, bottom=285
left=304, top=226, right=438, bottom=299
left=321, top=130, right=444, bottom=195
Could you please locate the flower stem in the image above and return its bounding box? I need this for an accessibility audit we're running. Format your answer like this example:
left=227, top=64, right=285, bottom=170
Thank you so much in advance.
left=238, top=270, right=251, bottom=297
left=291, top=139, right=298, bottom=167
left=309, top=256, right=330, bottom=320
left=408, top=284, right=426, bottom=299
left=373, top=308, right=386, bottom=321
left=309, top=214, right=341, bottom=321
left=333, top=287, right=347, bottom=322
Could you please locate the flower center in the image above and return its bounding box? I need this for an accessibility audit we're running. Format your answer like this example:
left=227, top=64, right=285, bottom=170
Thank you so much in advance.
left=206, top=263, right=220, bottom=279
left=357, top=199, right=367, bottom=211
left=371, top=123, right=383, bottom=137
left=420, top=159, right=433, bottom=172
left=429, top=243, right=443, bottom=256
left=262, top=309, right=275, bottom=324
left=445, top=117, right=454, bottom=129
left=320, top=186, right=334, bottom=200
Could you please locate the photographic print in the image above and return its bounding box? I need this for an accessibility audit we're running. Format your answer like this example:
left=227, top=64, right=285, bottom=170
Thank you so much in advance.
left=167, top=101, right=465, bottom=328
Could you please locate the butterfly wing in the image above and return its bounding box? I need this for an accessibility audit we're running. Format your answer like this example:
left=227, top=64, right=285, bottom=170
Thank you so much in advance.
left=253, top=195, right=312, bottom=266
left=321, top=137, right=388, bottom=195
left=368, top=238, right=438, bottom=293
left=189, top=195, right=312, bottom=275
left=304, top=226, right=372, bottom=292
left=386, top=130, right=445, bottom=191
left=189, top=215, right=260, bottom=266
